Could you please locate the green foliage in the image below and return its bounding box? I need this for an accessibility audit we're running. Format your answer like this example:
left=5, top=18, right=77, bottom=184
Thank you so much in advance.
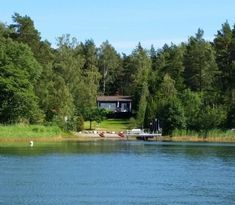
left=147, top=74, right=178, bottom=129
left=0, top=14, right=235, bottom=136
left=154, top=44, right=185, bottom=91
left=214, top=22, right=235, bottom=127
left=136, top=82, right=149, bottom=126
left=227, top=104, right=235, bottom=128
left=47, top=75, right=74, bottom=122
left=131, top=43, right=151, bottom=88
left=76, top=115, right=85, bottom=131
left=78, top=40, right=101, bottom=112
left=214, top=21, right=233, bottom=92
left=184, top=29, right=218, bottom=92
left=98, top=40, right=122, bottom=94
left=181, top=89, right=202, bottom=129
left=159, top=74, right=177, bottom=99
left=172, top=129, right=200, bottom=137
left=126, top=43, right=151, bottom=112
left=0, top=37, right=43, bottom=123
left=83, top=107, right=107, bottom=129
left=197, top=106, right=226, bottom=134
left=10, top=13, right=41, bottom=57
left=158, top=98, right=186, bottom=135
left=66, top=115, right=84, bottom=131
left=144, top=96, right=157, bottom=127
left=172, top=129, right=235, bottom=138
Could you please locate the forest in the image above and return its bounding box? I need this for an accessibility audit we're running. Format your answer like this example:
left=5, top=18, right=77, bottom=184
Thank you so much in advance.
left=0, top=13, right=234, bottom=135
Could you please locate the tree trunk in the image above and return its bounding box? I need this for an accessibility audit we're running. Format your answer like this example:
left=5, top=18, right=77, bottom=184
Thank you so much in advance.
left=103, top=66, right=107, bottom=95
left=89, top=120, right=92, bottom=130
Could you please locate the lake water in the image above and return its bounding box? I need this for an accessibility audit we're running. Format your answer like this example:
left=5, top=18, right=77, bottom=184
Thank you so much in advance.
left=0, top=141, right=235, bottom=205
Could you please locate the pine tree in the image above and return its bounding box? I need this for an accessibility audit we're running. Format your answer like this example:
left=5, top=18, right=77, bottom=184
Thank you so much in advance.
left=184, top=29, right=218, bottom=92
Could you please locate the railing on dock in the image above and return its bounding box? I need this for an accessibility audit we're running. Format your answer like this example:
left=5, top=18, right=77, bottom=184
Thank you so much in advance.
left=125, top=129, right=162, bottom=140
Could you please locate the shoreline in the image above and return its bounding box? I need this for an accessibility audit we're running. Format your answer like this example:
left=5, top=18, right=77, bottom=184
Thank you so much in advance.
left=166, top=136, right=235, bottom=143
left=0, top=134, right=235, bottom=143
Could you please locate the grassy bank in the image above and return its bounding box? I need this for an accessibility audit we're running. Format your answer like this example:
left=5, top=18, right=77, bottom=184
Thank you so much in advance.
left=1, top=123, right=235, bottom=143
left=84, top=119, right=131, bottom=131
left=171, top=129, right=235, bottom=142
left=0, top=124, right=66, bottom=141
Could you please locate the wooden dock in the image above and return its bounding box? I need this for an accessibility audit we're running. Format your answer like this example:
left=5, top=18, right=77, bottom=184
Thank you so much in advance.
left=135, top=133, right=162, bottom=141
left=125, top=129, right=162, bottom=141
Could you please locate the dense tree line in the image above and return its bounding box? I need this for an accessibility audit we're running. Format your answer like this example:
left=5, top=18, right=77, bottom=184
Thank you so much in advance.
left=0, top=14, right=234, bottom=134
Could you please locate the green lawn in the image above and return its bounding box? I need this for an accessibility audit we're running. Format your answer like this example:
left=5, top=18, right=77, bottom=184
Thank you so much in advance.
left=0, top=124, right=64, bottom=138
left=84, top=119, right=131, bottom=131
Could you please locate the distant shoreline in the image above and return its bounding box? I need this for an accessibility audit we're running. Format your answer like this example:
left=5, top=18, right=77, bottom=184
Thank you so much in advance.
left=0, top=134, right=235, bottom=143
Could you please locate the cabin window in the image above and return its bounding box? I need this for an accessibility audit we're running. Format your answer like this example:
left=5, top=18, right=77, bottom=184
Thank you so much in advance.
left=99, top=102, right=116, bottom=111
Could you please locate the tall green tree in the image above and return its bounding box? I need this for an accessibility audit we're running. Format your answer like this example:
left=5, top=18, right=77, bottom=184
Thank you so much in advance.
left=98, top=40, right=122, bottom=95
left=228, top=25, right=235, bottom=128
left=158, top=97, right=186, bottom=135
left=78, top=40, right=101, bottom=113
left=127, top=43, right=151, bottom=111
left=46, top=75, right=74, bottom=123
left=34, top=41, right=55, bottom=121
left=10, top=13, right=41, bottom=59
left=83, top=107, right=106, bottom=130
left=149, top=45, right=158, bottom=71
left=214, top=21, right=233, bottom=92
left=184, top=29, right=218, bottom=92
left=159, top=74, right=177, bottom=99
left=214, top=22, right=235, bottom=128
left=161, top=44, right=185, bottom=90
left=0, top=37, right=42, bottom=123
left=181, top=89, right=202, bottom=130
left=121, top=54, right=133, bottom=95
left=54, top=35, right=84, bottom=101
left=9, top=13, right=59, bottom=122
left=148, top=74, right=182, bottom=134
left=136, top=82, right=149, bottom=127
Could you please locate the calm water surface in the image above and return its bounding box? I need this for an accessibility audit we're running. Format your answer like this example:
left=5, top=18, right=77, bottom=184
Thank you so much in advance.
left=0, top=141, right=235, bottom=205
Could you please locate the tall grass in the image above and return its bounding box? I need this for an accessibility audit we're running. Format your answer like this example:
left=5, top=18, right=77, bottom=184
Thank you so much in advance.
left=172, top=129, right=235, bottom=138
left=0, top=124, right=63, bottom=138
left=206, top=129, right=235, bottom=138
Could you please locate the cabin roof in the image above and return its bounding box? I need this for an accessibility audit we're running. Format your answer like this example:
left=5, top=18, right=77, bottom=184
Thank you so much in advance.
left=97, top=95, right=132, bottom=102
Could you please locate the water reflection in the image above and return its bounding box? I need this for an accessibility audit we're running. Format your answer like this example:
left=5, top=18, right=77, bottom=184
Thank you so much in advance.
left=1, top=141, right=235, bottom=160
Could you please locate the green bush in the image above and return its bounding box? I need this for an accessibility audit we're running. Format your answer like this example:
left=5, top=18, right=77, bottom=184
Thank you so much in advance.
left=158, top=98, right=186, bottom=135
left=66, top=115, right=84, bottom=131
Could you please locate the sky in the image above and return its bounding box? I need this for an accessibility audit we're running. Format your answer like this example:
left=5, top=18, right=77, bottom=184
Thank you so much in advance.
left=1, top=0, right=235, bottom=54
